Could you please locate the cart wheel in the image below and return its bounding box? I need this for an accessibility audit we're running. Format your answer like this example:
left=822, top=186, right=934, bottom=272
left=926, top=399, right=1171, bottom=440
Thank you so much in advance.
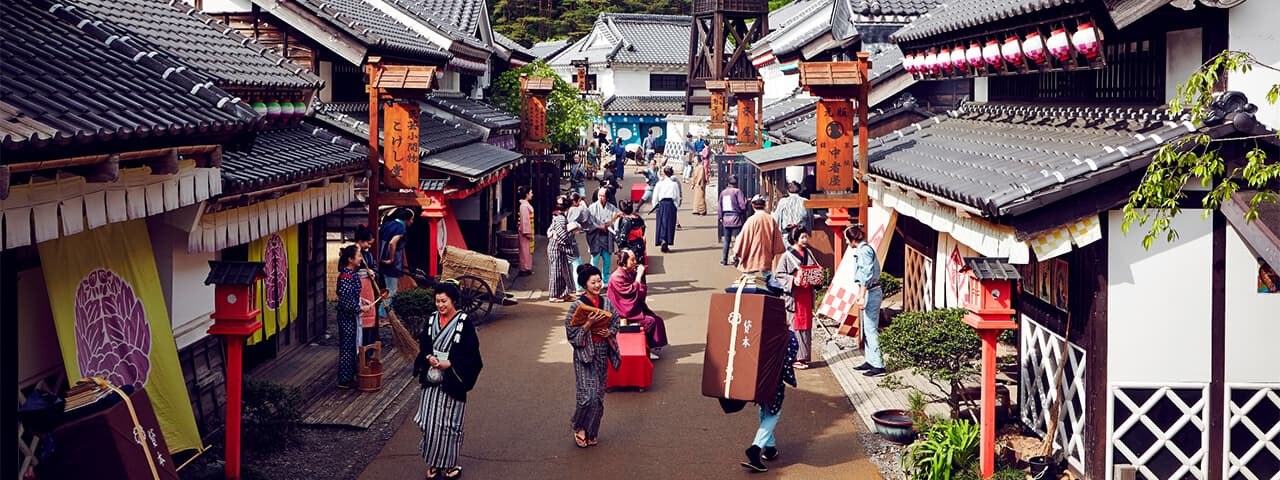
left=455, top=275, right=492, bottom=320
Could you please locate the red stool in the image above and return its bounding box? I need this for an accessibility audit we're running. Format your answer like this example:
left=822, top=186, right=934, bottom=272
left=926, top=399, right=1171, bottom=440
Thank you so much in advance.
left=607, top=330, right=653, bottom=390
left=630, top=184, right=646, bottom=203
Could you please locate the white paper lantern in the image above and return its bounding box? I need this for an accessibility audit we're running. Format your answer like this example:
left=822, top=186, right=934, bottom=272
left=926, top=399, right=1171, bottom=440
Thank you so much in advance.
left=1072, top=22, right=1100, bottom=59
left=966, top=43, right=984, bottom=69
left=983, top=40, right=1004, bottom=68
left=1002, top=36, right=1023, bottom=66
left=1047, top=28, right=1071, bottom=62
left=1023, top=32, right=1047, bottom=64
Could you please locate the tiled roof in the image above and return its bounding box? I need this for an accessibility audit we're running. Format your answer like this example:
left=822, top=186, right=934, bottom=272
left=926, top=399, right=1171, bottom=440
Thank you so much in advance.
left=963, top=257, right=1021, bottom=280
left=761, top=95, right=818, bottom=128
left=757, top=0, right=836, bottom=57
left=529, top=39, right=573, bottom=60
left=313, top=102, right=483, bottom=154
left=768, top=0, right=826, bottom=33
left=847, top=0, right=943, bottom=17
left=891, top=0, right=1090, bottom=43
left=292, top=0, right=450, bottom=62
left=220, top=122, right=367, bottom=195
left=551, top=13, right=690, bottom=66
left=1, top=0, right=259, bottom=155
left=742, top=141, right=817, bottom=167
left=424, top=94, right=521, bottom=130
left=69, top=0, right=321, bottom=89
left=385, top=0, right=492, bottom=52
left=493, top=31, right=535, bottom=60
left=421, top=141, right=522, bottom=180
left=775, top=95, right=931, bottom=144
left=603, top=96, right=686, bottom=115
left=866, top=102, right=1206, bottom=216
left=204, top=261, right=265, bottom=285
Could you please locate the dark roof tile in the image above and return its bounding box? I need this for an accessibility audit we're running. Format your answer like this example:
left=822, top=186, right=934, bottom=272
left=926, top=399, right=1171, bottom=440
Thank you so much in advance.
left=421, top=141, right=522, bottom=180
left=603, top=96, right=685, bottom=115
left=424, top=94, right=520, bottom=130
left=891, top=0, right=1089, bottom=43
left=292, top=0, right=450, bottom=62
left=220, top=122, right=368, bottom=195
left=551, top=13, right=690, bottom=66
left=385, top=0, right=492, bottom=52
left=845, top=0, right=943, bottom=17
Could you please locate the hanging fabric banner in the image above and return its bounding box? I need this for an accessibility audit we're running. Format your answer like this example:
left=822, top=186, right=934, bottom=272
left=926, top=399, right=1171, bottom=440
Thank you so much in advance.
left=37, top=220, right=202, bottom=454
left=934, top=232, right=979, bottom=309
left=247, top=225, right=299, bottom=345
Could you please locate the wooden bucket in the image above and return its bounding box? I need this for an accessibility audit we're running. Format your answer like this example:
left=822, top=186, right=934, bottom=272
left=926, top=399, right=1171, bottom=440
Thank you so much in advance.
left=357, top=342, right=383, bottom=392
left=496, top=231, right=521, bottom=262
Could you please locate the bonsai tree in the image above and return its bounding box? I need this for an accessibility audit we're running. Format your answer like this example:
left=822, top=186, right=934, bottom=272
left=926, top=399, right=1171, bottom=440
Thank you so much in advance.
left=390, top=287, right=436, bottom=335
left=880, top=308, right=982, bottom=417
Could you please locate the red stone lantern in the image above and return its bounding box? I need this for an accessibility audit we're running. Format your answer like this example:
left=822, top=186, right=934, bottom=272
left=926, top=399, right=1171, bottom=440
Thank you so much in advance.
left=205, top=261, right=266, bottom=480
left=959, top=257, right=1021, bottom=479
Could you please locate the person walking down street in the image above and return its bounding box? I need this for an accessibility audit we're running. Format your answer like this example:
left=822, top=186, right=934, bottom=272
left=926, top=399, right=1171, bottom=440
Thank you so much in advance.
left=690, top=155, right=709, bottom=215
left=567, top=192, right=591, bottom=293
left=719, top=176, right=748, bottom=265
left=335, top=245, right=370, bottom=389
left=413, top=282, right=483, bottom=480
left=642, top=130, right=658, bottom=166
left=564, top=264, right=621, bottom=448
left=609, top=139, right=627, bottom=179
left=586, top=187, right=622, bottom=286
left=688, top=135, right=707, bottom=180
left=771, top=181, right=811, bottom=244
left=517, top=187, right=535, bottom=277
left=586, top=140, right=599, bottom=177
left=607, top=249, right=668, bottom=359
left=653, top=166, right=682, bottom=253
left=636, top=161, right=660, bottom=211
left=378, top=208, right=413, bottom=314
left=569, top=154, right=588, bottom=197
left=614, top=200, right=647, bottom=265
left=682, top=133, right=696, bottom=178
left=547, top=195, right=579, bottom=303
left=741, top=334, right=798, bottom=473
left=846, top=224, right=885, bottom=377
left=772, top=227, right=819, bottom=369
left=732, top=195, right=786, bottom=274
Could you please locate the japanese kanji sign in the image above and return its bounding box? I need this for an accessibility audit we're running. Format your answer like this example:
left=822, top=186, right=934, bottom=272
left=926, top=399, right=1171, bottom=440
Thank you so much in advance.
left=816, top=99, right=854, bottom=192
left=736, top=97, right=757, bottom=147
left=383, top=101, right=420, bottom=190
left=710, top=89, right=726, bottom=126
left=524, top=94, right=547, bottom=142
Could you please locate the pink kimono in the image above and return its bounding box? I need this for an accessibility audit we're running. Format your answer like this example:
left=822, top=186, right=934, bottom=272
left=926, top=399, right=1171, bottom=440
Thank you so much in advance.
left=519, top=199, right=535, bottom=271
left=606, top=267, right=669, bottom=349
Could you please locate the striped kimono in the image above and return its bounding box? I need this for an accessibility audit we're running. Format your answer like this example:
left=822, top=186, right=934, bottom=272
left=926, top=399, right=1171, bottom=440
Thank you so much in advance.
left=546, top=212, right=576, bottom=298
left=564, top=295, right=621, bottom=440
left=414, top=312, right=482, bottom=470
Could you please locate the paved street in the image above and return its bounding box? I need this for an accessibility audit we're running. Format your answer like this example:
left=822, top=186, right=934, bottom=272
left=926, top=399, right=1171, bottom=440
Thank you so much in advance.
left=359, top=175, right=881, bottom=479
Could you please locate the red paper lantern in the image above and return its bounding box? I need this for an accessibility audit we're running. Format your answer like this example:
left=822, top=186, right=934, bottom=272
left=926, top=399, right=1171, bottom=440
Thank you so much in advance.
left=1072, top=22, right=1100, bottom=59
left=1047, top=28, right=1071, bottom=62
left=1023, top=32, right=1047, bottom=64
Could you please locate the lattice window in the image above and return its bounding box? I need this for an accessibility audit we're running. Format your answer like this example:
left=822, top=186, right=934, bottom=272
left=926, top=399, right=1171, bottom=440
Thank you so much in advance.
left=16, top=368, right=67, bottom=479
left=649, top=74, right=687, bottom=92
left=1110, top=384, right=1209, bottom=480
left=903, top=245, right=933, bottom=311
left=1226, top=384, right=1280, bottom=480
left=1020, top=316, right=1087, bottom=473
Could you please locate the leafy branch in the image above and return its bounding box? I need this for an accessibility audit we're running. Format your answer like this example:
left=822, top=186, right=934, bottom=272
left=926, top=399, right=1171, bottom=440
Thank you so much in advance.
left=491, top=60, right=601, bottom=153
left=1122, top=50, right=1280, bottom=249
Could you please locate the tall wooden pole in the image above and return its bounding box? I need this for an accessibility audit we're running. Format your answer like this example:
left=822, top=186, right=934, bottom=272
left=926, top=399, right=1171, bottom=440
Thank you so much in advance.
left=366, top=60, right=382, bottom=260
left=855, top=51, right=870, bottom=228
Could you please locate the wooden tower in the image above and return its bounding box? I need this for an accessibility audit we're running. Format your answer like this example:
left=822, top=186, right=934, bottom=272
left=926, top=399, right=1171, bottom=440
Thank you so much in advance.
left=684, top=0, right=768, bottom=114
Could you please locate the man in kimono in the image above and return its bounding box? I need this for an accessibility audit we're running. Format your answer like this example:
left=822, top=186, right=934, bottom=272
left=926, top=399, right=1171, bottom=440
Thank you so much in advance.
left=586, top=187, right=622, bottom=286
left=732, top=195, right=785, bottom=274
left=652, top=166, right=682, bottom=253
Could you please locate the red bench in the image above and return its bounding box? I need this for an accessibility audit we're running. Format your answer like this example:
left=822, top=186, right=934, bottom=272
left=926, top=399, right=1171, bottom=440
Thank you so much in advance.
left=607, top=330, right=653, bottom=390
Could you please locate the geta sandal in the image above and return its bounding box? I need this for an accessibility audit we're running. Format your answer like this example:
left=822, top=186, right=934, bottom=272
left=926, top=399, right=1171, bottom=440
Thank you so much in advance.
left=574, top=431, right=589, bottom=448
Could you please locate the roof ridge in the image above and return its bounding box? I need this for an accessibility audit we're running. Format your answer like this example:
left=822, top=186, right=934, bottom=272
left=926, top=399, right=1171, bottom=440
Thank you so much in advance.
left=599, top=12, right=691, bottom=22
left=162, top=0, right=323, bottom=86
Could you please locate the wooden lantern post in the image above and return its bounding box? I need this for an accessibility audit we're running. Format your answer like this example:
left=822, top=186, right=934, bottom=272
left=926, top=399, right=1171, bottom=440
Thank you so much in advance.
left=520, top=75, right=555, bottom=155
left=798, top=53, right=871, bottom=268
left=729, top=79, right=764, bottom=152
left=706, top=79, right=729, bottom=138
left=959, top=257, right=1022, bottom=479
left=365, top=58, right=440, bottom=274
left=204, top=261, right=266, bottom=480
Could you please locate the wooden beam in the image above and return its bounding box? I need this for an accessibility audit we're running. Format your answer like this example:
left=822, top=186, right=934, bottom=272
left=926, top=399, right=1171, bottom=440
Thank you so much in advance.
left=72, top=155, right=119, bottom=183
left=0, top=165, right=8, bottom=200
left=149, top=148, right=180, bottom=175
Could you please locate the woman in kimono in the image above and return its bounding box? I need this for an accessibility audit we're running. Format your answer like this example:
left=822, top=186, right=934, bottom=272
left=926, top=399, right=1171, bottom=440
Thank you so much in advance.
left=614, top=200, right=646, bottom=265
left=413, top=281, right=483, bottom=479
left=606, top=249, right=668, bottom=359
left=564, top=264, right=621, bottom=448
left=772, top=226, right=819, bottom=369
left=546, top=195, right=578, bottom=302
left=517, top=186, right=535, bottom=276
left=335, top=245, right=369, bottom=389
left=566, top=192, right=592, bottom=293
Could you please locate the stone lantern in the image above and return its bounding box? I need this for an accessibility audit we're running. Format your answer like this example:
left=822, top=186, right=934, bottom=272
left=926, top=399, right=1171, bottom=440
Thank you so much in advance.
left=205, top=261, right=266, bottom=480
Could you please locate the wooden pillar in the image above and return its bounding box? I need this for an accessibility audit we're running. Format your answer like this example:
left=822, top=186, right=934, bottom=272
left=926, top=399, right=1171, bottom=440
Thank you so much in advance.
left=855, top=52, right=871, bottom=228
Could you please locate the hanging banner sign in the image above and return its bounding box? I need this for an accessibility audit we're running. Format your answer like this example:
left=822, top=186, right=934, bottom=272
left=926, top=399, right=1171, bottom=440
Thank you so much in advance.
left=816, top=99, right=855, bottom=192
left=736, top=97, right=758, bottom=147
left=525, top=94, right=548, bottom=142
left=384, top=101, right=420, bottom=190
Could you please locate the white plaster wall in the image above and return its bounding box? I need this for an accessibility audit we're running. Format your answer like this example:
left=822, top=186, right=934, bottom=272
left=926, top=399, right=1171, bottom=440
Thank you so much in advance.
left=1224, top=226, right=1280, bottom=384
left=1165, top=28, right=1203, bottom=104
left=598, top=67, right=618, bottom=99
left=760, top=63, right=800, bottom=101
left=611, top=68, right=655, bottom=96
left=1106, top=209, right=1213, bottom=384
left=191, top=0, right=250, bottom=12
left=973, top=77, right=989, bottom=103
left=148, top=222, right=215, bottom=343
left=1230, top=2, right=1280, bottom=127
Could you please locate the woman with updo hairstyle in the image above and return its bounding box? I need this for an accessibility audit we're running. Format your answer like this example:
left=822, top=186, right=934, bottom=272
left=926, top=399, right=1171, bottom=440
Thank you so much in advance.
left=614, top=199, right=647, bottom=264
left=546, top=194, right=578, bottom=302
left=606, top=249, right=668, bottom=359
left=412, top=280, right=484, bottom=479
left=772, top=225, right=822, bottom=369
left=564, top=264, right=621, bottom=448
left=334, top=244, right=368, bottom=389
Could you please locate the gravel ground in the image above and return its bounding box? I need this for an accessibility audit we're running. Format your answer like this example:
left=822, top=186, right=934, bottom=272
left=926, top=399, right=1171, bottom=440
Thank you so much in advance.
left=860, top=432, right=907, bottom=480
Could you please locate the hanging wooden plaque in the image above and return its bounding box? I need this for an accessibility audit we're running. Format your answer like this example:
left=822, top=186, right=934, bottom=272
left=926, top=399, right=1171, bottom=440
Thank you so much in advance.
left=736, top=96, right=758, bottom=148
left=815, top=99, right=854, bottom=192
left=383, top=101, right=420, bottom=190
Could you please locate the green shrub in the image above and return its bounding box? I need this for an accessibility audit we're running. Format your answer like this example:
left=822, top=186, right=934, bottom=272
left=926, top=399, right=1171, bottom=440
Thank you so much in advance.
left=990, top=467, right=1028, bottom=480
left=881, top=308, right=981, bottom=415
left=391, top=287, right=435, bottom=334
left=880, top=271, right=903, bottom=298
left=241, top=379, right=302, bottom=453
left=903, top=418, right=981, bottom=480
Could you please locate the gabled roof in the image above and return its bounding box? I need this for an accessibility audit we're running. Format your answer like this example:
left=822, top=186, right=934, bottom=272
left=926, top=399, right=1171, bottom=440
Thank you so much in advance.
left=890, top=0, right=1169, bottom=43
left=529, top=39, right=574, bottom=60
left=768, top=0, right=827, bottom=33
left=384, top=0, right=492, bottom=54
left=68, top=0, right=321, bottom=90
left=603, top=96, right=686, bottom=115
left=220, top=122, right=367, bottom=195
left=492, top=31, right=535, bottom=63
left=550, top=14, right=691, bottom=66
left=424, top=94, right=521, bottom=131
left=287, top=0, right=450, bottom=63
left=755, top=0, right=837, bottom=57
left=1, top=0, right=259, bottom=156
left=205, top=261, right=265, bottom=285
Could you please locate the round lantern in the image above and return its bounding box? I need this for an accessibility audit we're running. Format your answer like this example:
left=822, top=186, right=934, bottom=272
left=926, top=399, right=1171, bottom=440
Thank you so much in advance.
left=251, top=99, right=267, bottom=116
left=1047, top=28, right=1071, bottom=62
left=905, top=53, right=918, bottom=74
left=925, top=50, right=939, bottom=74
left=984, top=40, right=1004, bottom=68
left=1002, top=36, right=1024, bottom=66
left=966, top=43, right=984, bottom=69
left=1023, top=32, right=1047, bottom=64
left=1072, top=22, right=1100, bottom=59
left=938, top=48, right=953, bottom=73
left=279, top=100, right=295, bottom=121
left=265, top=99, right=282, bottom=122
left=952, top=46, right=969, bottom=71
left=293, top=101, right=308, bottom=120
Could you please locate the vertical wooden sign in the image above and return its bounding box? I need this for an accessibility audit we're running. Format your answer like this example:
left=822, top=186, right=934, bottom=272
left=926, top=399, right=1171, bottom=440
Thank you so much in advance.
left=710, top=91, right=726, bottom=125
left=383, top=101, right=420, bottom=190
left=816, top=99, right=854, bottom=192
left=525, top=94, right=547, bottom=141
left=736, top=97, right=758, bottom=147
left=576, top=67, right=587, bottom=92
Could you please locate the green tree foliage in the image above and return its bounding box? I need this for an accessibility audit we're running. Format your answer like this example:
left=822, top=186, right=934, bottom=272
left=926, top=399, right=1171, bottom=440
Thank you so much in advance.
left=492, top=0, right=692, bottom=46
left=491, top=60, right=601, bottom=153
left=1123, top=50, right=1280, bottom=249
left=879, top=308, right=981, bottom=416
left=902, top=419, right=981, bottom=480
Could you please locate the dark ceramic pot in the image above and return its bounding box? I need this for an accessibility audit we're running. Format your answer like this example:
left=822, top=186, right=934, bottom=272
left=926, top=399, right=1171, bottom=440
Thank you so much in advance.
left=871, top=409, right=917, bottom=444
left=1028, top=455, right=1056, bottom=479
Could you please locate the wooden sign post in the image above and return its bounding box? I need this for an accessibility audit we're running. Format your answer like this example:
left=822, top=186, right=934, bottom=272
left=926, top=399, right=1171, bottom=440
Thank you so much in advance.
left=730, top=79, right=764, bottom=152
left=706, top=79, right=729, bottom=137
left=383, top=100, right=420, bottom=190
left=520, top=75, right=555, bottom=154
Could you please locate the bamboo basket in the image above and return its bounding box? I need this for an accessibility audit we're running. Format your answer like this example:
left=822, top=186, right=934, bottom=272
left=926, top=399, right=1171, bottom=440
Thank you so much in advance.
left=439, top=246, right=509, bottom=288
